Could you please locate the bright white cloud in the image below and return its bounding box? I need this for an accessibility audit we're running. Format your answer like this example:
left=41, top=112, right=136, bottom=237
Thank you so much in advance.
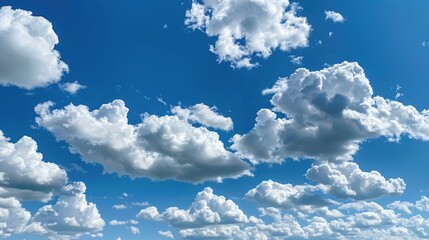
left=0, top=197, right=31, bottom=237
left=289, top=55, right=303, bottom=65
left=159, top=230, right=174, bottom=239
left=35, top=100, right=250, bottom=183
left=232, top=62, right=429, bottom=163
left=325, top=10, right=345, bottom=23
left=388, top=200, right=414, bottom=214
left=32, top=182, right=105, bottom=239
left=246, top=180, right=333, bottom=210
left=306, top=161, right=405, bottom=200
left=129, top=226, right=140, bottom=235
left=59, top=81, right=86, bottom=95
left=0, top=6, right=68, bottom=89
left=0, top=131, right=67, bottom=202
left=185, top=0, right=311, bottom=68
left=137, top=187, right=250, bottom=228
left=112, top=204, right=128, bottom=210
left=109, top=220, right=127, bottom=226
left=172, top=103, right=233, bottom=131
left=416, top=196, right=429, bottom=212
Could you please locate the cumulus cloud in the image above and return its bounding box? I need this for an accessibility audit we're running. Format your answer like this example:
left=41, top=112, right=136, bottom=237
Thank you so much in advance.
left=0, top=197, right=31, bottom=237
left=289, top=55, right=303, bottom=65
left=112, top=204, right=128, bottom=210
left=32, top=182, right=105, bottom=239
left=129, top=226, right=140, bottom=235
left=139, top=190, right=429, bottom=240
left=171, top=103, right=233, bottom=131
left=306, top=161, right=405, bottom=200
left=416, top=196, right=429, bottom=212
left=109, top=220, right=127, bottom=226
left=246, top=180, right=333, bottom=210
left=0, top=131, right=67, bottom=201
left=35, top=100, right=250, bottom=183
left=59, top=81, right=86, bottom=95
left=232, top=61, right=429, bottom=163
left=325, top=10, right=345, bottom=23
left=0, top=6, right=68, bottom=89
left=137, top=187, right=250, bottom=228
left=185, top=0, right=311, bottom=68
left=159, top=230, right=174, bottom=239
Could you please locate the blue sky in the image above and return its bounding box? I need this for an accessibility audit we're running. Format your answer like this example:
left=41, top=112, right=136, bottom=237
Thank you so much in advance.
left=1, top=0, right=429, bottom=239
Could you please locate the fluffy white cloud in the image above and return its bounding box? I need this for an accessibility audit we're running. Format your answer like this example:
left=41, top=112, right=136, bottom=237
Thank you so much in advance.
left=179, top=225, right=246, bottom=239
left=185, top=0, right=311, bottom=68
left=306, top=161, right=405, bottom=200
left=112, top=204, right=128, bottom=210
left=129, top=226, right=140, bottom=235
left=32, top=182, right=105, bottom=239
left=416, top=196, right=429, bottom=212
left=35, top=100, right=250, bottom=183
left=59, top=81, right=86, bottom=95
left=388, top=200, right=414, bottom=214
left=171, top=103, right=233, bottom=131
left=0, top=131, right=67, bottom=201
left=246, top=180, right=332, bottom=210
left=137, top=187, right=249, bottom=228
left=232, top=62, right=429, bottom=163
left=109, top=220, right=127, bottom=226
left=0, top=6, right=68, bottom=89
left=159, top=230, right=174, bottom=239
left=325, top=10, right=345, bottom=23
left=0, top=197, right=31, bottom=237
left=289, top=55, right=303, bottom=65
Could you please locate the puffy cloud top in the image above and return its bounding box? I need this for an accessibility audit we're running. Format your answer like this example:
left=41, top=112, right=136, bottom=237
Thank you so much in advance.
left=35, top=100, right=250, bottom=182
left=137, top=187, right=251, bottom=228
left=325, top=10, right=345, bottom=23
left=0, top=6, right=68, bottom=89
left=232, top=62, right=429, bottom=163
left=172, top=103, right=233, bottom=131
left=32, top=182, right=105, bottom=239
left=185, top=0, right=311, bottom=68
left=0, top=131, right=67, bottom=201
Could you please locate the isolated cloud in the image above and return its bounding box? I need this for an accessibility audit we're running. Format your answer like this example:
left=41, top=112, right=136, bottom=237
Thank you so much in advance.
left=325, top=10, right=345, bottom=23
left=32, top=182, right=105, bottom=239
left=246, top=180, right=332, bottom=210
left=232, top=61, right=429, bottom=163
left=185, top=0, right=311, bottom=68
left=137, top=187, right=249, bottom=228
left=35, top=100, right=250, bottom=183
left=59, top=81, right=86, bottom=95
left=159, top=230, right=174, bottom=239
left=0, top=131, right=67, bottom=201
left=0, top=6, right=68, bottom=89
left=172, top=103, right=233, bottom=131
left=109, top=220, right=127, bottom=226
left=306, top=161, right=405, bottom=200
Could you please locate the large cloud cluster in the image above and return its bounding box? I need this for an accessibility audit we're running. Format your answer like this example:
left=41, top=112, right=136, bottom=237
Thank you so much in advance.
left=0, top=6, right=68, bottom=89
left=0, top=131, right=104, bottom=239
left=232, top=61, right=429, bottom=163
left=141, top=186, right=429, bottom=239
left=35, top=100, right=250, bottom=183
left=185, top=0, right=311, bottom=68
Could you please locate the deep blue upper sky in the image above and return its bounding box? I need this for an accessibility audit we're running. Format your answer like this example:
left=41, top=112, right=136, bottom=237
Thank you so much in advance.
left=1, top=1, right=429, bottom=239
